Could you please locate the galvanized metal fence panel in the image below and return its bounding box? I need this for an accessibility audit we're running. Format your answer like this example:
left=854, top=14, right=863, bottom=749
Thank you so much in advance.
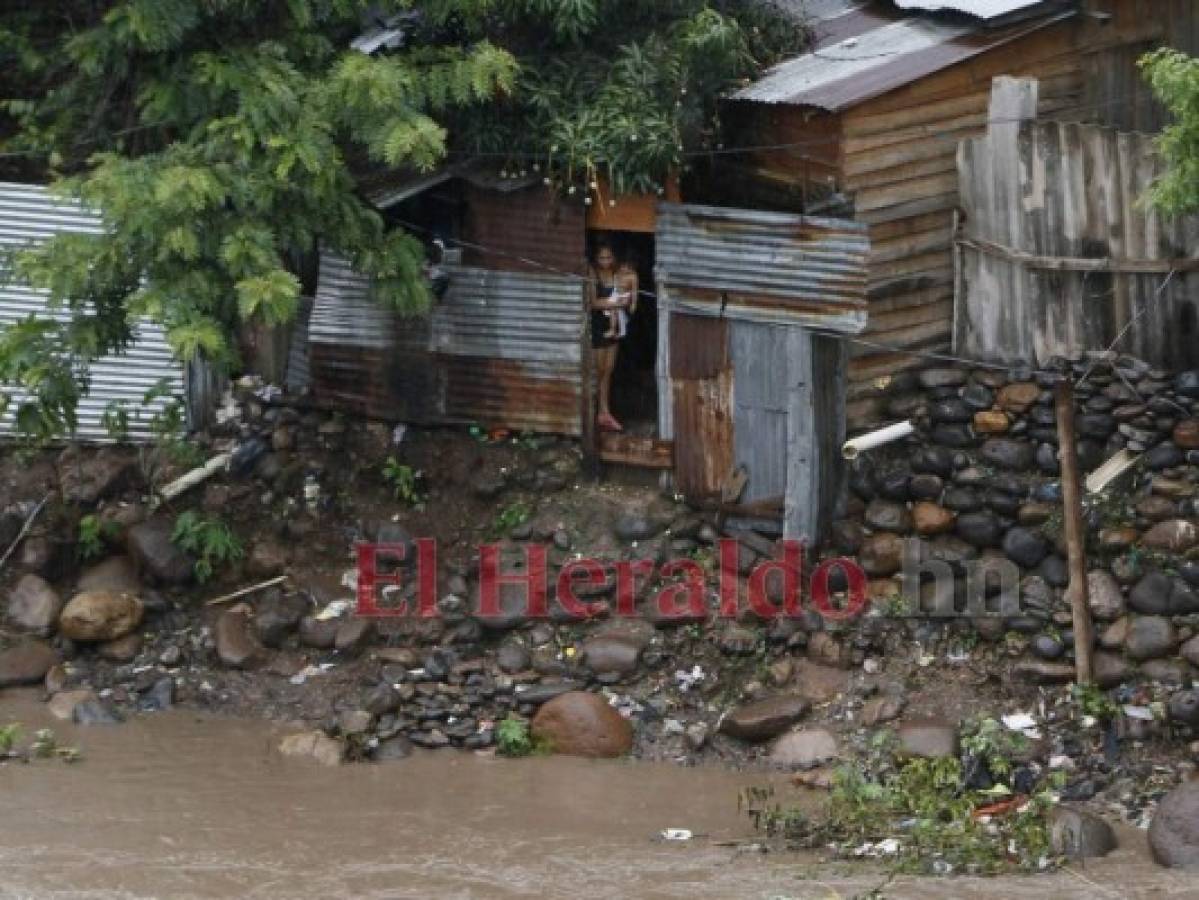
left=0, top=182, right=186, bottom=442
left=955, top=100, right=1199, bottom=369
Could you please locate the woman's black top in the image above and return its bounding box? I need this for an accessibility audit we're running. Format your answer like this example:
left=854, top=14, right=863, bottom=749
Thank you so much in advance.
left=590, top=276, right=620, bottom=350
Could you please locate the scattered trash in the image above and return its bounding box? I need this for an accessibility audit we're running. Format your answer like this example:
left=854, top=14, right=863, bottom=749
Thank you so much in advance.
left=254, top=384, right=282, bottom=403
left=1123, top=705, right=1154, bottom=721
left=660, top=828, right=693, bottom=841
left=289, top=663, right=335, bottom=685
left=674, top=665, right=705, bottom=691
left=392, top=424, right=408, bottom=445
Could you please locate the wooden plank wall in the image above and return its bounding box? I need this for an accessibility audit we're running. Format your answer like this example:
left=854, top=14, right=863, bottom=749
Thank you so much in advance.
left=841, top=20, right=1094, bottom=412
left=1083, top=0, right=1199, bottom=133
left=957, top=103, right=1199, bottom=370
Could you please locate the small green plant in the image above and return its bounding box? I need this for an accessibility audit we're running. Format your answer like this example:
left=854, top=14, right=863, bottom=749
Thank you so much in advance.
left=76, top=514, right=119, bottom=561
left=1071, top=683, right=1120, bottom=721
left=0, top=723, right=20, bottom=754
left=171, top=511, right=244, bottom=583
left=496, top=714, right=534, bottom=757
left=960, top=717, right=1028, bottom=779
left=381, top=456, right=425, bottom=506
left=491, top=501, right=531, bottom=537
left=28, top=727, right=81, bottom=763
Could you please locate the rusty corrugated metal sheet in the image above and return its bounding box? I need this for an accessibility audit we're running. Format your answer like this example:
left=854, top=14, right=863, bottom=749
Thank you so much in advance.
left=309, top=252, right=584, bottom=433
left=461, top=183, right=586, bottom=275
left=672, top=367, right=735, bottom=499
left=0, top=182, right=189, bottom=442
left=656, top=203, right=869, bottom=332
left=669, top=314, right=729, bottom=379
left=730, top=9, right=1074, bottom=110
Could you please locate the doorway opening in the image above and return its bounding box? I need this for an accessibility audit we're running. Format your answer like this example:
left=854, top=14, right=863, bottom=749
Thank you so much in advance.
left=586, top=229, right=658, bottom=436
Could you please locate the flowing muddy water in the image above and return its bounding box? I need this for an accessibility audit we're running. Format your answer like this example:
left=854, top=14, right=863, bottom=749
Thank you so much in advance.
left=0, top=692, right=1193, bottom=900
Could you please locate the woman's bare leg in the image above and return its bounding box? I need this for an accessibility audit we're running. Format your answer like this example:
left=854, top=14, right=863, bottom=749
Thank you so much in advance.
left=596, top=345, right=619, bottom=426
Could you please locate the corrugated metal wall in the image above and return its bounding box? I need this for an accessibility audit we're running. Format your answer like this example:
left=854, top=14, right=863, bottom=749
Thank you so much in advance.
left=309, top=253, right=584, bottom=434
left=655, top=203, right=870, bottom=331
left=956, top=115, right=1199, bottom=368
left=0, top=182, right=187, bottom=442
left=729, top=321, right=790, bottom=505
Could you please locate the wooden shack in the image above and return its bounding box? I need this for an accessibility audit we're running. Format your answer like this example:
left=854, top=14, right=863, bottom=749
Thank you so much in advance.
left=717, top=0, right=1199, bottom=424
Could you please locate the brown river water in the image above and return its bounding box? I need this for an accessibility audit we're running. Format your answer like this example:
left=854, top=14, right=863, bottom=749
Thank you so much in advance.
left=0, top=691, right=1195, bottom=899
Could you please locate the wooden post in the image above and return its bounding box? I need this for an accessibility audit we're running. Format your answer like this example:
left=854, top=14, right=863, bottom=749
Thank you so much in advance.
left=1054, top=379, right=1095, bottom=684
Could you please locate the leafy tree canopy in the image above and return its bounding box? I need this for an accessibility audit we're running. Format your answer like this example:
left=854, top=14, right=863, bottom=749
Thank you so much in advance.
left=0, top=1, right=803, bottom=439
left=1140, top=48, right=1199, bottom=215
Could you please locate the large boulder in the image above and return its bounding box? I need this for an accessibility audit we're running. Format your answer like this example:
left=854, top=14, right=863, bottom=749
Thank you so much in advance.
left=6, top=574, right=62, bottom=636
left=768, top=727, right=839, bottom=769
left=718, top=695, right=810, bottom=742
left=127, top=518, right=194, bottom=584
left=0, top=639, right=58, bottom=687
left=1048, top=806, right=1118, bottom=859
left=1148, top=781, right=1199, bottom=869
left=58, top=590, right=144, bottom=642
left=530, top=691, right=633, bottom=758
left=1124, top=616, right=1178, bottom=661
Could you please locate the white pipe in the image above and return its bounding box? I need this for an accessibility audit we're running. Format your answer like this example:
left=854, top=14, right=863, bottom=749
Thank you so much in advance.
left=842, top=421, right=915, bottom=460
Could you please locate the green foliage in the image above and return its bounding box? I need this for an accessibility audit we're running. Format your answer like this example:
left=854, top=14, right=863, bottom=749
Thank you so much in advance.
left=101, top=399, right=131, bottom=442
left=495, top=713, right=551, bottom=756
left=491, top=500, right=531, bottom=537
left=496, top=714, right=534, bottom=756
left=1140, top=49, right=1199, bottom=214
left=960, top=717, right=1028, bottom=779
left=77, top=513, right=119, bottom=560
left=744, top=741, right=1059, bottom=875
left=171, top=510, right=243, bottom=583
left=0, top=0, right=518, bottom=441
left=1071, top=683, right=1120, bottom=721
left=382, top=456, right=425, bottom=506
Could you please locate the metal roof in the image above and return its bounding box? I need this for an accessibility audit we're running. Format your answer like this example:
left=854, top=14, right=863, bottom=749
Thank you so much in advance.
left=732, top=5, right=1074, bottom=109
left=893, top=0, right=1051, bottom=20
left=0, top=182, right=186, bottom=442
left=655, top=203, right=869, bottom=333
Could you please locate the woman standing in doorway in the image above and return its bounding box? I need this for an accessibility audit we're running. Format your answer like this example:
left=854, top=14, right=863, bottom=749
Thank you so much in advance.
left=588, top=242, right=638, bottom=432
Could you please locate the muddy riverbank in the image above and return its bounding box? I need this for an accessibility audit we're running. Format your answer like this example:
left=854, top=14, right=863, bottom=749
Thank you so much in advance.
left=0, top=692, right=1194, bottom=900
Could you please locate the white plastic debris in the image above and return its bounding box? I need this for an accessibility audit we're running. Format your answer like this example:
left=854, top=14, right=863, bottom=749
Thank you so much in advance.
left=1123, top=705, right=1154, bottom=720
left=289, top=662, right=335, bottom=685
left=661, top=829, right=692, bottom=841
left=315, top=599, right=354, bottom=621
left=340, top=569, right=359, bottom=592
left=1002, top=713, right=1038, bottom=731
left=393, top=424, right=408, bottom=444
left=254, top=384, right=282, bottom=403
left=1049, top=754, right=1076, bottom=770
left=674, top=665, right=705, bottom=691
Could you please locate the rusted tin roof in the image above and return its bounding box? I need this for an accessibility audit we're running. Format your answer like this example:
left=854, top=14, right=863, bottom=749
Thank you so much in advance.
left=732, top=5, right=1074, bottom=109
left=308, top=253, right=584, bottom=433
left=655, top=203, right=869, bottom=333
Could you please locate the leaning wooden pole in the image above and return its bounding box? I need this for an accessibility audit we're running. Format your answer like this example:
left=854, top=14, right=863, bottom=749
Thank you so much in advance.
left=1054, top=379, right=1095, bottom=685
